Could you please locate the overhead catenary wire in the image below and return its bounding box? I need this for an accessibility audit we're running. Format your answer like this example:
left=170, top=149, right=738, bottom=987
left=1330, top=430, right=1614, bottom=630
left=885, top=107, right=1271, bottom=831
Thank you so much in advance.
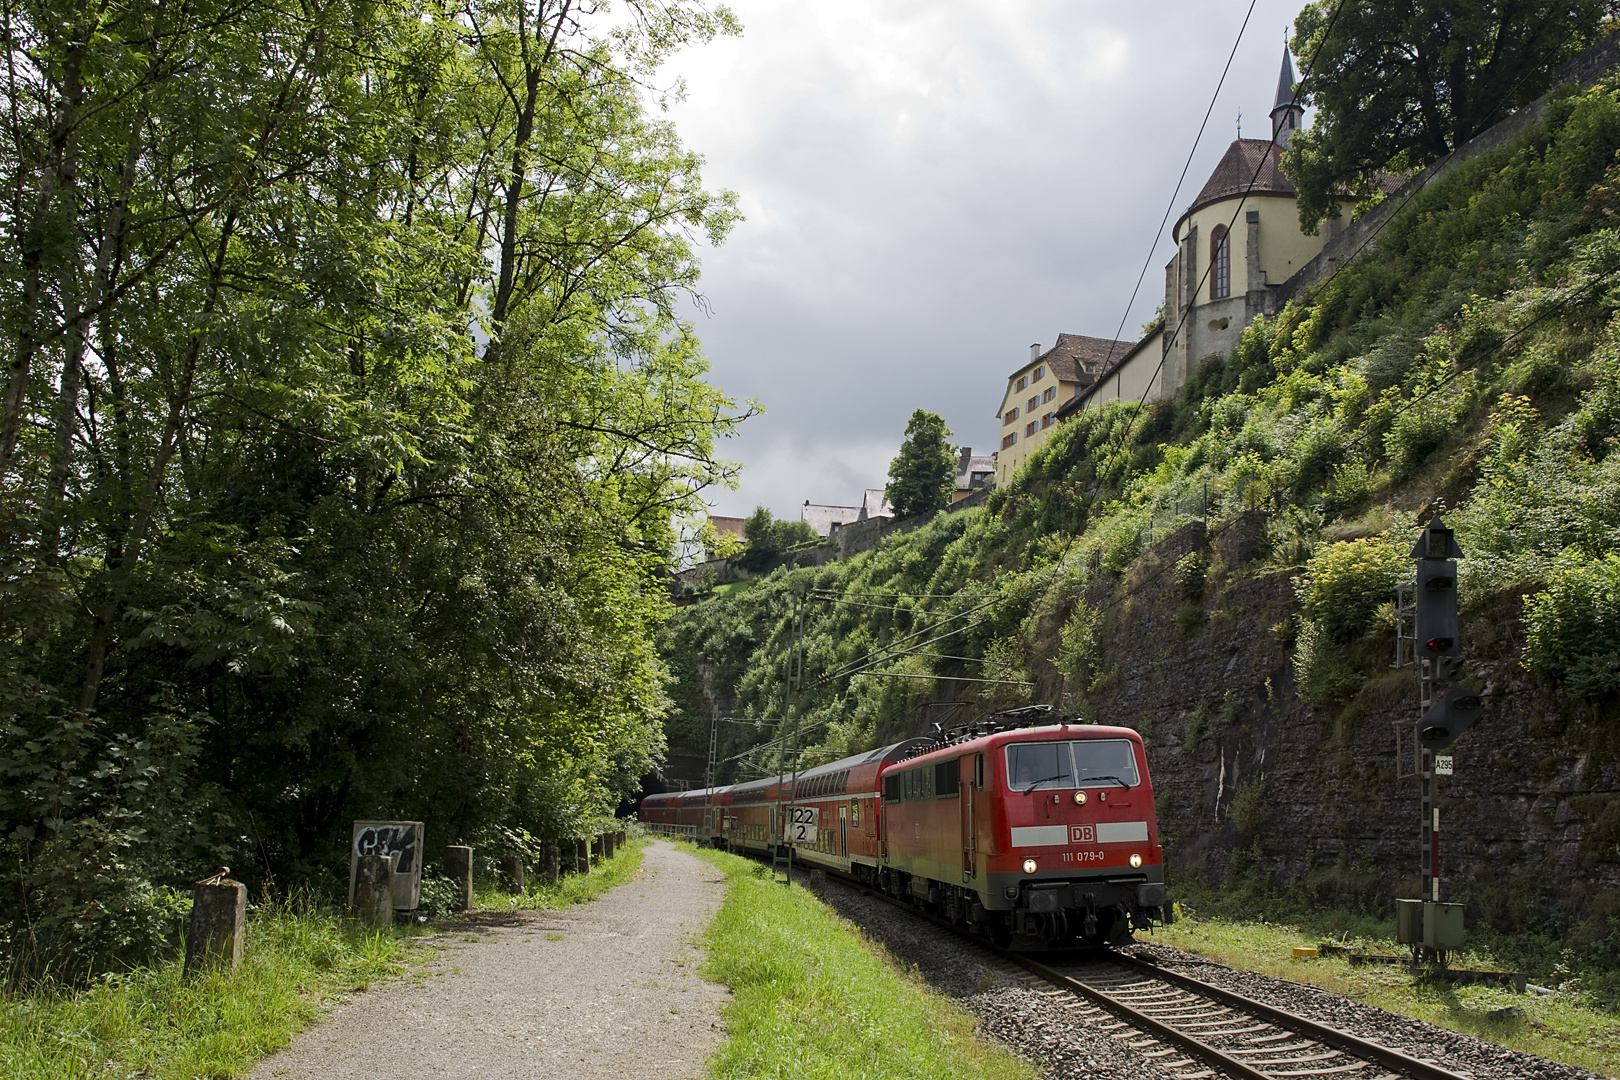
left=1112, top=0, right=1351, bottom=451
left=706, top=9, right=1612, bottom=782
left=727, top=10, right=1288, bottom=734
left=1094, top=0, right=1261, bottom=375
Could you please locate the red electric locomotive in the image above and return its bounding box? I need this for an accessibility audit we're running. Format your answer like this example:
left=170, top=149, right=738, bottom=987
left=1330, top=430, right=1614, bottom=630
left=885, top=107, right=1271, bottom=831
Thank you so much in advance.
left=638, top=708, right=1170, bottom=950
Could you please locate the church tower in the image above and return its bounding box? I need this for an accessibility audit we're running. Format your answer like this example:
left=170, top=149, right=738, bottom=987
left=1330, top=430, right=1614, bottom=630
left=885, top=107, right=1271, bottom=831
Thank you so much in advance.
left=1271, top=46, right=1304, bottom=147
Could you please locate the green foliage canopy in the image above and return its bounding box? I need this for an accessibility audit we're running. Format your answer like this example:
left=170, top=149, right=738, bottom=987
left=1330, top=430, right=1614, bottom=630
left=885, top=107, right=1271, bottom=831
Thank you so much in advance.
left=733, top=507, right=818, bottom=573
left=886, top=409, right=956, bottom=519
left=0, top=0, right=746, bottom=979
left=1285, top=0, right=1612, bottom=230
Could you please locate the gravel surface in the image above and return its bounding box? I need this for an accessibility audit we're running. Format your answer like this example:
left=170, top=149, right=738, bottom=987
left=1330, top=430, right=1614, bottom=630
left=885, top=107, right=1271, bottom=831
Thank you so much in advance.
left=812, top=875, right=1200, bottom=1080
left=813, top=873, right=1607, bottom=1080
left=1123, top=940, right=1607, bottom=1080
left=252, top=840, right=728, bottom=1080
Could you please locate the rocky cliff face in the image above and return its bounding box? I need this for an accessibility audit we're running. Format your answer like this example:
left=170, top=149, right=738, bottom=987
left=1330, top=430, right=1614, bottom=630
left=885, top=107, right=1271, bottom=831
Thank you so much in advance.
left=1073, top=515, right=1620, bottom=933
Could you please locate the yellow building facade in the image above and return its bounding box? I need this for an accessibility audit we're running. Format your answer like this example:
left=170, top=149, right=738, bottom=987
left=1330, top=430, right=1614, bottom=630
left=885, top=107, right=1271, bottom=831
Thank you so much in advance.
left=995, top=334, right=1133, bottom=485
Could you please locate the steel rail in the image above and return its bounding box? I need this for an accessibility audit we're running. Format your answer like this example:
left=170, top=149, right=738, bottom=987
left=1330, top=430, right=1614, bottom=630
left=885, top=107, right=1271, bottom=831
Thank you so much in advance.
left=1107, top=953, right=1469, bottom=1080
left=997, top=948, right=1280, bottom=1080
left=814, top=867, right=1469, bottom=1080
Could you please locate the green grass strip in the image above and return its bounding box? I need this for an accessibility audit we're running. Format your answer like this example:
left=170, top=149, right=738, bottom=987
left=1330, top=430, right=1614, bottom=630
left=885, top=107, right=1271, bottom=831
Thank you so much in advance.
left=0, top=894, right=408, bottom=1080
left=470, top=837, right=645, bottom=912
left=689, top=845, right=1034, bottom=1080
left=1154, top=910, right=1620, bottom=1077
left=0, top=839, right=646, bottom=1079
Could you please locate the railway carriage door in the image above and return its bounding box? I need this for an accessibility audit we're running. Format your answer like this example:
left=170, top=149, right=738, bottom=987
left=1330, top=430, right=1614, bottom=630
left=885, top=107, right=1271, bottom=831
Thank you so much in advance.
left=838, top=806, right=848, bottom=857
left=962, top=754, right=981, bottom=881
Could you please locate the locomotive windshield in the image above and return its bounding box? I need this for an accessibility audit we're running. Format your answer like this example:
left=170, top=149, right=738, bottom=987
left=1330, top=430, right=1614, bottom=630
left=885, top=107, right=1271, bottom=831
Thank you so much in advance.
left=1004, top=739, right=1140, bottom=791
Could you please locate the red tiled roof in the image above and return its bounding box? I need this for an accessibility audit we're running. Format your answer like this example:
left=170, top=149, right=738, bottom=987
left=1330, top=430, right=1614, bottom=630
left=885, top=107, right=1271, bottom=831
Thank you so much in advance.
left=1185, top=139, right=1295, bottom=219
left=1054, top=326, right=1163, bottom=421
left=1009, top=332, right=1136, bottom=382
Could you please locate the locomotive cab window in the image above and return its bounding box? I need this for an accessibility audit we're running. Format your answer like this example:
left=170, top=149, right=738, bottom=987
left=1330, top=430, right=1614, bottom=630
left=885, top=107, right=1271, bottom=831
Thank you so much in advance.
left=1005, top=739, right=1139, bottom=791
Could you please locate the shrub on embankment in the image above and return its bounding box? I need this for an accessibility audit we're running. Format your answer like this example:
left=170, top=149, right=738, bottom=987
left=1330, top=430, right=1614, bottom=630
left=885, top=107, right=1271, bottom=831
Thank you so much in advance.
left=663, top=77, right=1620, bottom=957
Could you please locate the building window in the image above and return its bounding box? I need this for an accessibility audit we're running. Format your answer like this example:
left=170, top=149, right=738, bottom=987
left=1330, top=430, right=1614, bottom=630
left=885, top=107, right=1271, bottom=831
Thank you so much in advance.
left=1016, top=375, right=1028, bottom=391
left=1002, top=432, right=1017, bottom=449
left=1034, top=365, right=1044, bottom=381
left=1041, top=413, right=1053, bottom=429
left=1025, top=420, right=1038, bottom=437
left=1027, top=395, right=1039, bottom=412
left=1003, top=407, right=1019, bottom=425
left=1210, top=224, right=1230, bottom=300
left=1042, top=386, right=1055, bottom=403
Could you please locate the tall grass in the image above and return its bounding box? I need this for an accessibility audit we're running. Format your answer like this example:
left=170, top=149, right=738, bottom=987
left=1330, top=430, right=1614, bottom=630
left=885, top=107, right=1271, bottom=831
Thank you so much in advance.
left=0, top=838, right=650, bottom=1079
left=0, top=892, right=408, bottom=1079
left=1157, top=905, right=1620, bottom=1077
left=691, top=845, right=1033, bottom=1080
left=469, top=837, right=645, bottom=912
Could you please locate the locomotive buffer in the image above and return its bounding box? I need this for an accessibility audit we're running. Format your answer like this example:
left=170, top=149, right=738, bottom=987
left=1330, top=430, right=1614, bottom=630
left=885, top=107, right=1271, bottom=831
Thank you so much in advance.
left=1394, top=516, right=1483, bottom=965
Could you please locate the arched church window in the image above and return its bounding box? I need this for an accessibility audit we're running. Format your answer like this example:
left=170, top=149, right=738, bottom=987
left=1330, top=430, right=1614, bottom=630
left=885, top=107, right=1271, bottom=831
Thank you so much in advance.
left=1210, top=225, right=1230, bottom=300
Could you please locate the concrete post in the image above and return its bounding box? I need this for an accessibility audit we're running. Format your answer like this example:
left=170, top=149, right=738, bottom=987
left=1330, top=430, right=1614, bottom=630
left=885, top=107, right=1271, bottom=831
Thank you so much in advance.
left=575, top=838, right=590, bottom=874
left=591, top=835, right=603, bottom=861
left=501, top=852, right=526, bottom=894
left=543, top=843, right=559, bottom=886
left=184, top=880, right=247, bottom=976
left=444, top=845, right=473, bottom=911
left=354, top=854, right=394, bottom=927
left=602, top=832, right=615, bottom=860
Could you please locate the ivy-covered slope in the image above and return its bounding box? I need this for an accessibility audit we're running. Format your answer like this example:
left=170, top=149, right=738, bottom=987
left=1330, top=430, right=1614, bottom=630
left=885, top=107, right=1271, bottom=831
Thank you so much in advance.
left=667, top=77, right=1620, bottom=770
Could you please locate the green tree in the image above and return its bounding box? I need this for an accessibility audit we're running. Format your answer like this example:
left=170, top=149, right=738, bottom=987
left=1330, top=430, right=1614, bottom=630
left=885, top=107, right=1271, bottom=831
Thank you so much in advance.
left=734, top=506, right=817, bottom=572
left=886, top=409, right=956, bottom=519
left=1285, top=0, right=1611, bottom=230
left=0, top=0, right=747, bottom=979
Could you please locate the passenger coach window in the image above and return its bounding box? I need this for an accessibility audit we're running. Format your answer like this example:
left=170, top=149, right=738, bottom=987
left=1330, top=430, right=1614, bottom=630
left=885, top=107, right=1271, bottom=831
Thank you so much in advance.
left=1004, top=739, right=1140, bottom=790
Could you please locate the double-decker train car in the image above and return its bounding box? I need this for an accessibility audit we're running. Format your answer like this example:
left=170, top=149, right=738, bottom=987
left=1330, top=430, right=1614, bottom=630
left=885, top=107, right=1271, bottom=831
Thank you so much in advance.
left=638, top=709, right=1170, bottom=949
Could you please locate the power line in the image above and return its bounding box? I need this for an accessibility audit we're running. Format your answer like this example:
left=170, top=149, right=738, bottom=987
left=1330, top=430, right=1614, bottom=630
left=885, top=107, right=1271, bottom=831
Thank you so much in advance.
left=860, top=671, right=1034, bottom=687
left=1114, top=0, right=1351, bottom=449
left=1094, top=0, right=1261, bottom=374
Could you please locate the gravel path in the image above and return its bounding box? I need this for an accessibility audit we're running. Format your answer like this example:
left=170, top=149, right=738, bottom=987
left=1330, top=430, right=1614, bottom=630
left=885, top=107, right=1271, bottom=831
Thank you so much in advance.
left=811, top=874, right=1607, bottom=1080
left=252, top=839, right=728, bottom=1080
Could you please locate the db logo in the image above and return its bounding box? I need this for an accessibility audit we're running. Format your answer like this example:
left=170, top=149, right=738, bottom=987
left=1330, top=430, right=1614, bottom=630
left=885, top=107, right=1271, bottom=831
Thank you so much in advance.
left=1070, top=825, right=1095, bottom=844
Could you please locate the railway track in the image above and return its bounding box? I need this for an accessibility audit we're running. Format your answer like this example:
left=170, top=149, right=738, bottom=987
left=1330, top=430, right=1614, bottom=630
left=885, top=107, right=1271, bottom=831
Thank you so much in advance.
left=829, top=872, right=1470, bottom=1080
left=1020, top=950, right=1468, bottom=1080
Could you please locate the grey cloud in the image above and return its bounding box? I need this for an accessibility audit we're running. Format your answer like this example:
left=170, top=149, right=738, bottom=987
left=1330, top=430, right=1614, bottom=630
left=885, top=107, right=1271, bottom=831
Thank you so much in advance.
left=666, top=1, right=1308, bottom=519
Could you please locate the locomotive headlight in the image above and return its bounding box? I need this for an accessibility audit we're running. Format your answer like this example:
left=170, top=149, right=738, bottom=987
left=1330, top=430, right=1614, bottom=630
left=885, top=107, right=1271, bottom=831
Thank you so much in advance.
left=1022, top=858, right=1038, bottom=874
left=1129, top=853, right=1143, bottom=868
left=1073, top=790, right=1087, bottom=805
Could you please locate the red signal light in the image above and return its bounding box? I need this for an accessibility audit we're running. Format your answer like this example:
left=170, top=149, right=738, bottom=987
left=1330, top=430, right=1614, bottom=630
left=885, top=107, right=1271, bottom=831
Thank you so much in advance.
left=1425, top=637, right=1454, bottom=651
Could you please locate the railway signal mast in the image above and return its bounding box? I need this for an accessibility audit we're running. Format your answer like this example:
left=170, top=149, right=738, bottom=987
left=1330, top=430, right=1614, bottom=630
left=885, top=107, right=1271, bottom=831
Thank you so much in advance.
left=1394, top=516, right=1482, bottom=964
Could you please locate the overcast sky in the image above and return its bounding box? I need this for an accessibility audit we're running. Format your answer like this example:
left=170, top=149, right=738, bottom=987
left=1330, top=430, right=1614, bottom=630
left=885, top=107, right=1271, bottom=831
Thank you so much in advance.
left=658, top=0, right=1308, bottom=521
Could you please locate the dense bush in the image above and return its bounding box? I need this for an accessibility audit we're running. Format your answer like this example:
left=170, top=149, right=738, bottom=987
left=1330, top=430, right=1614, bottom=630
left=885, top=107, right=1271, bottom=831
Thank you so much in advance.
left=1524, top=552, right=1620, bottom=699
left=1295, top=533, right=1410, bottom=644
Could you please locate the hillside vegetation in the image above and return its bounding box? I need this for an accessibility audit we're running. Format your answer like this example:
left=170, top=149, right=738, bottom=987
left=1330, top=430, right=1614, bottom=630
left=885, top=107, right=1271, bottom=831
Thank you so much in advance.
left=664, top=77, right=1620, bottom=803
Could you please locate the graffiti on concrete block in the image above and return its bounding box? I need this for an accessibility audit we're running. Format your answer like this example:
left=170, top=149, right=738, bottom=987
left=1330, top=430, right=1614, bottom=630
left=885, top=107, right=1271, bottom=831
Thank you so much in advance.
left=349, top=820, right=424, bottom=910
left=355, top=823, right=417, bottom=873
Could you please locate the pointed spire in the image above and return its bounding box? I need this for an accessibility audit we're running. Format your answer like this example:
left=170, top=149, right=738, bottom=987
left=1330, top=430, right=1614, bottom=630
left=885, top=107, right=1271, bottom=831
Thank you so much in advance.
left=1270, top=44, right=1304, bottom=148
left=1274, top=44, right=1297, bottom=110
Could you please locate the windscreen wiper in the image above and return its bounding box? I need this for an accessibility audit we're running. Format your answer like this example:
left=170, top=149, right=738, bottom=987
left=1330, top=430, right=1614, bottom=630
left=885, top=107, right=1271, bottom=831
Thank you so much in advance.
left=1081, top=774, right=1133, bottom=789
left=1021, top=773, right=1066, bottom=794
